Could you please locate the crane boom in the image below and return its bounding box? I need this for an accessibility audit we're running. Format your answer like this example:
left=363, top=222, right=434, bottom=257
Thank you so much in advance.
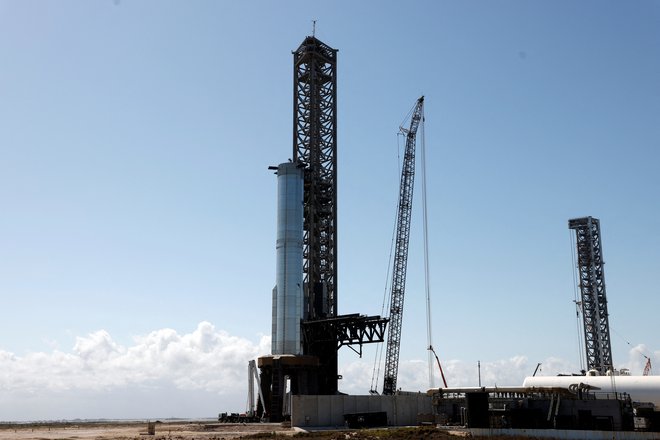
left=644, top=357, right=652, bottom=376
left=568, top=216, right=613, bottom=375
left=382, top=96, right=424, bottom=395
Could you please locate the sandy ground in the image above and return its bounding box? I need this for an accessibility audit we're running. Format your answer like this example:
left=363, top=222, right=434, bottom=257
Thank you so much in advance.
left=0, top=421, right=296, bottom=440
left=0, top=421, right=472, bottom=440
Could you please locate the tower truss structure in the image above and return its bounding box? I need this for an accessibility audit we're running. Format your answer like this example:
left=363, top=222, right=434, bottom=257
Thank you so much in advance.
left=257, top=36, right=388, bottom=422
left=293, top=36, right=339, bottom=395
left=569, top=216, right=613, bottom=375
left=293, top=36, right=338, bottom=321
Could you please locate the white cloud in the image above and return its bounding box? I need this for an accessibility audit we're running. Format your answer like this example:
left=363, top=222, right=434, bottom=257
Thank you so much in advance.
left=0, top=322, right=271, bottom=394
left=0, top=322, right=271, bottom=420
left=4, top=322, right=653, bottom=421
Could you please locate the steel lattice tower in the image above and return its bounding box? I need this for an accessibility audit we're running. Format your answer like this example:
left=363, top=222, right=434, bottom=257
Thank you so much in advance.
left=293, top=36, right=337, bottom=320
left=569, top=216, right=613, bottom=374
left=293, top=36, right=339, bottom=393
left=258, top=36, right=388, bottom=421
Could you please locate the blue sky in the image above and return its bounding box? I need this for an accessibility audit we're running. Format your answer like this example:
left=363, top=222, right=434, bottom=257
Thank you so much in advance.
left=1, top=0, right=659, bottom=421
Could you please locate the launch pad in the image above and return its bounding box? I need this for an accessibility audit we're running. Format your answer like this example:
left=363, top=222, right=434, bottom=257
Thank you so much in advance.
left=257, top=355, right=319, bottom=420
left=257, top=36, right=388, bottom=422
left=241, top=35, right=660, bottom=436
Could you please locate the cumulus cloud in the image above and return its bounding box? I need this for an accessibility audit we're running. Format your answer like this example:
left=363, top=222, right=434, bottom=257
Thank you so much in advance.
left=0, top=322, right=274, bottom=420
left=0, top=322, right=270, bottom=397
left=4, top=322, right=651, bottom=421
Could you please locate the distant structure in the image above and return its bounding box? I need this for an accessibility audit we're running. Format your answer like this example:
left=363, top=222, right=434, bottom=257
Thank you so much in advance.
left=257, top=36, right=388, bottom=422
left=569, top=216, right=613, bottom=374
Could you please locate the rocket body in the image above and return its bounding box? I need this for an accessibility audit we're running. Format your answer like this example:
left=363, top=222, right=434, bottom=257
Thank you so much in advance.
left=271, top=162, right=304, bottom=355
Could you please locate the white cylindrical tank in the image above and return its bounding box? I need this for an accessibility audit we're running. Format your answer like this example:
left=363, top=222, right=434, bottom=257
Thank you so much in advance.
left=523, top=375, right=660, bottom=409
left=271, top=162, right=304, bottom=355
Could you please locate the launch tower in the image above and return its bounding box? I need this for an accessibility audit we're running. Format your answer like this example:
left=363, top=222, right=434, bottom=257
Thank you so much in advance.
left=293, top=36, right=338, bottom=323
left=294, top=36, right=340, bottom=395
left=257, top=36, right=387, bottom=422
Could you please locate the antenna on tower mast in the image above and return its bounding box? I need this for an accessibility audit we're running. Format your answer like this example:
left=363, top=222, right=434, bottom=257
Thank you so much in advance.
left=312, top=20, right=317, bottom=37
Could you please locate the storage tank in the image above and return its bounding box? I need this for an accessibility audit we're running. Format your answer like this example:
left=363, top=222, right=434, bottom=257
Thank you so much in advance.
left=523, top=375, right=660, bottom=408
left=271, top=162, right=304, bottom=355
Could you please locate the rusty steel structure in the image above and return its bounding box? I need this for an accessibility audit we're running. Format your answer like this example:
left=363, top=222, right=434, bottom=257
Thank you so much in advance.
left=569, top=216, right=613, bottom=375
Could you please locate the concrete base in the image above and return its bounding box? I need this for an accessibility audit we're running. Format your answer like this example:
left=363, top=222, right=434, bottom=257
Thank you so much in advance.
left=257, top=354, right=321, bottom=422
left=257, top=354, right=319, bottom=368
left=291, top=393, right=432, bottom=427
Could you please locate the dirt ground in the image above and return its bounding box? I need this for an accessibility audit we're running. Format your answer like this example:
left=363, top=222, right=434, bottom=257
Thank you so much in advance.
left=0, top=422, right=465, bottom=440
left=0, top=421, right=294, bottom=440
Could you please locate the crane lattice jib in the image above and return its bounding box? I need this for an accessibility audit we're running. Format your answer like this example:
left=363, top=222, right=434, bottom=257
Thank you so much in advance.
left=383, top=97, right=424, bottom=395
left=568, top=216, right=613, bottom=375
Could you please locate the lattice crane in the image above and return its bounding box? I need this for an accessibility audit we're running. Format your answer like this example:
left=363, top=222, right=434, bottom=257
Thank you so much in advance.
left=382, top=96, right=425, bottom=395
left=644, top=357, right=652, bottom=376
left=569, top=216, right=613, bottom=375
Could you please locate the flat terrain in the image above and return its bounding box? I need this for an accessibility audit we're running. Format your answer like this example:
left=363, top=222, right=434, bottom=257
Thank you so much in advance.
left=0, top=422, right=463, bottom=440
left=0, top=421, right=295, bottom=440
